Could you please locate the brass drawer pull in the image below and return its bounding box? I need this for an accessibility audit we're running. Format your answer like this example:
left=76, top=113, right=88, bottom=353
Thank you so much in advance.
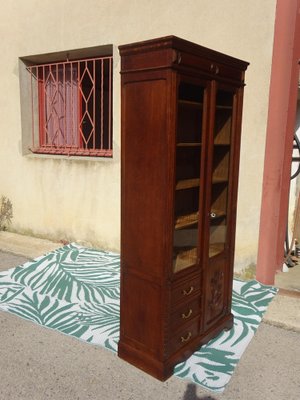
left=181, top=332, right=192, bottom=343
left=182, top=286, right=194, bottom=296
left=181, top=309, right=193, bottom=319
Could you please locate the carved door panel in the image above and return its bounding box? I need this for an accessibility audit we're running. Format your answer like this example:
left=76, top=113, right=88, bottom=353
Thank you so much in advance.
left=203, top=257, right=227, bottom=330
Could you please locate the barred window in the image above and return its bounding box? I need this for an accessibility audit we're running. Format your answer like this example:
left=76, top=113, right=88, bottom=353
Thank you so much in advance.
left=27, top=55, right=113, bottom=157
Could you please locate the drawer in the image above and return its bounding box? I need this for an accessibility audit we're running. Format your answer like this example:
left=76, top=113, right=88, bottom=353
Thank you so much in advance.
left=171, top=276, right=201, bottom=305
left=169, top=318, right=200, bottom=354
left=178, top=51, right=244, bottom=82
left=171, top=297, right=201, bottom=331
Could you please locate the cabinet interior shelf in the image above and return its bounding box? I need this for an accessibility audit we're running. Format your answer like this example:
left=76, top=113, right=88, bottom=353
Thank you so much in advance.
left=179, top=99, right=203, bottom=108
left=212, top=177, right=228, bottom=184
left=216, top=105, right=232, bottom=110
left=175, top=211, right=199, bottom=229
left=177, top=142, right=202, bottom=147
left=173, top=246, right=197, bottom=273
left=176, top=178, right=200, bottom=190
left=209, top=243, right=224, bottom=258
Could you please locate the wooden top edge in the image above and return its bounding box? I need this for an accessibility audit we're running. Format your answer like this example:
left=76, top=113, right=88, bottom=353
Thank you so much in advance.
left=118, top=35, right=249, bottom=70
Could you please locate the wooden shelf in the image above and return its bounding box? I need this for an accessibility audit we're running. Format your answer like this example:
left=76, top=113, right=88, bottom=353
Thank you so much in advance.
left=179, top=99, right=203, bottom=108
left=173, top=247, right=197, bottom=273
left=212, top=177, right=228, bottom=184
left=176, top=178, right=200, bottom=190
left=213, top=142, right=230, bottom=146
left=209, top=243, right=224, bottom=257
left=175, top=211, right=199, bottom=229
left=216, top=105, right=232, bottom=110
left=177, top=142, right=202, bottom=147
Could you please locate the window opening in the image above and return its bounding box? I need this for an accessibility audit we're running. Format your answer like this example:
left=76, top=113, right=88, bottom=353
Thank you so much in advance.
left=27, top=55, right=113, bottom=157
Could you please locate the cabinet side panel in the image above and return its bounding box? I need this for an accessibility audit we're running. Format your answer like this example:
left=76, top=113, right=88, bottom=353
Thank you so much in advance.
left=120, top=273, right=163, bottom=356
left=122, top=78, right=170, bottom=279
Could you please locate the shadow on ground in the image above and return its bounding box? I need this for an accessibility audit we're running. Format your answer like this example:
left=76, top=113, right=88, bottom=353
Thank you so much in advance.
left=183, top=383, right=217, bottom=400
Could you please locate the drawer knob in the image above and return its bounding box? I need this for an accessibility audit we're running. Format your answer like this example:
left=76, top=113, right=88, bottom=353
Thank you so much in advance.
left=172, top=50, right=182, bottom=64
left=182, top=286, right=194, bottom=296
left=210, top=63, right=219, bottom=74
left=181, top=309, right=193, bottom=319
left=181, top=332, right=192, bottom=343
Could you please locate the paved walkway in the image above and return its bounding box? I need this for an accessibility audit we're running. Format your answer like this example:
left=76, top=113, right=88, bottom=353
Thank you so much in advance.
left=0, top=306, right=298, bottom=400
left=0, top=231, right=61, bottom=259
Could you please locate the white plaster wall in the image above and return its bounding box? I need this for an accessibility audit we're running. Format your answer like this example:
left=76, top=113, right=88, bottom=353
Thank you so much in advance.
left=0, top=0, right=277, bottom=265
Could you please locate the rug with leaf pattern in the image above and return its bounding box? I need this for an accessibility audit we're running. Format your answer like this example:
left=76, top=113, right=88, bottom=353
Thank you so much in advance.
left=0, top=243, right=277, bottom=392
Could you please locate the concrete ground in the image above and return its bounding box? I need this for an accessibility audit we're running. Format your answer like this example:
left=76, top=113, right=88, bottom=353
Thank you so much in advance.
left=0, top=231, right=62, bottom=259
left=264, top=259, right=300, bottom=332
left=0, top=232, right=300, bottom=399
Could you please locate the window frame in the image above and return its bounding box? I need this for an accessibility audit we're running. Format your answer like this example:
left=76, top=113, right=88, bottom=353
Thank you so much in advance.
left=19, top=45, right=113, bottom=158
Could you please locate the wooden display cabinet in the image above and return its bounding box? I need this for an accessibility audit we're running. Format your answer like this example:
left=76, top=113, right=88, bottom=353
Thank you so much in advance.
left=118, top=36, right=248, bottom=381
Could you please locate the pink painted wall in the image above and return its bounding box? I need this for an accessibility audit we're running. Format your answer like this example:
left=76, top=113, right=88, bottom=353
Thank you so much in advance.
left=256, top=0, right=300, bottom=284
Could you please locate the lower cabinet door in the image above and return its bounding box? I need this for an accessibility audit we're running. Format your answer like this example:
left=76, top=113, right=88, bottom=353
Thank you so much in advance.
left=203, top=256, right=228, bottom=330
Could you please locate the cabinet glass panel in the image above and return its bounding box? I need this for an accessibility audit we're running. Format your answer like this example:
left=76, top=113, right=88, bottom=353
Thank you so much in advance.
left=209, top=90, right=234, bottom=258
left=173, top=82, right=204, bottom=273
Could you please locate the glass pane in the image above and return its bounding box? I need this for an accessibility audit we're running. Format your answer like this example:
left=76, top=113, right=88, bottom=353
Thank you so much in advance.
left=209, top=90, right=234, bottom=258
left=173, top=82, right=204, bottom=273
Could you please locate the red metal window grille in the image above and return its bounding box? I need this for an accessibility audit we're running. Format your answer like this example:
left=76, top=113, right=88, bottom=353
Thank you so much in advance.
left=27, top=55, right=113, bottom=157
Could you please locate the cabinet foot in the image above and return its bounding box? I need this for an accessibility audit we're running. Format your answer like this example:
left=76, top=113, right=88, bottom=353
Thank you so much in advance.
left=223, top=313, right=234, bottom=331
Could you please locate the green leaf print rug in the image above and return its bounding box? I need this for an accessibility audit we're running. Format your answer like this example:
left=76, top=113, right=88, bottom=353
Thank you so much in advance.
left=0, top=243, right=277, bottom=392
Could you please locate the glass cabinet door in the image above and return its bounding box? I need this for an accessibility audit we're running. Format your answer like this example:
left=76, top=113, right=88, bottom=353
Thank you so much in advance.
left=173, top=82, right=205, bottom=273
left=209, top=89, right=234, bottom=258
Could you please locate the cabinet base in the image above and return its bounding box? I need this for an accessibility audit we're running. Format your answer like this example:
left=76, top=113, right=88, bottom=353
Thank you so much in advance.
left=118, top=340, right=174, bottom=381
left=118, top=313, right=234, bottom=381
